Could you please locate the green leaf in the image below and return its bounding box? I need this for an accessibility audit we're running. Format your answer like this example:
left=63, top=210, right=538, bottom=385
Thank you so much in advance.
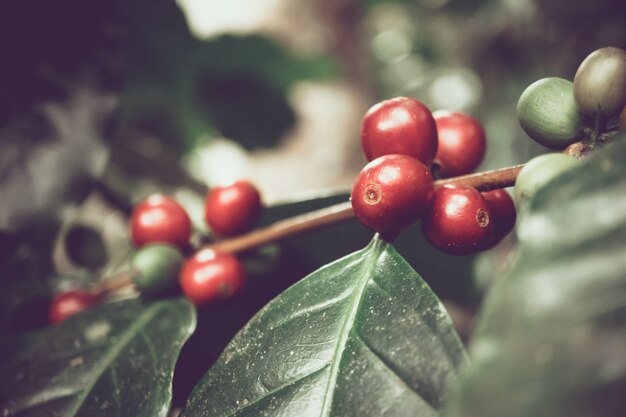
left=445, top=138, right=626, bottom=417
left=0, top=297, right=196, bottom=417
left=122, top=0, right=337, bottom=151
left=181, top=237, right=467, bottom=417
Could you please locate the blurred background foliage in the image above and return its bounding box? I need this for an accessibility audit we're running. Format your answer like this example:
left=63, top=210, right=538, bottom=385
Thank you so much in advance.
left=1, top=0, right=625, bottom=406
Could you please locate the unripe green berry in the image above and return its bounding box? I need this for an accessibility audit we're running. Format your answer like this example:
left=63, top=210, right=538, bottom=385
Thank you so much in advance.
left=514, top=153, right=580, bottom=213
left=574, top=47, right=626, bottom=119
left=131, top=243, right=184, bottom=295
left=517, top=77, right=583, bottom=149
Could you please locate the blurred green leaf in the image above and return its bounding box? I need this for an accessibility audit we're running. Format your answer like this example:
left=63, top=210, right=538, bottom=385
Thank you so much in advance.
left=0, top=298, right=196, bottom=417
left=194, top=72, right=295, bottom=149
left=445, top=138, right=626, bottom=417
left=181, top=237, right=466, bottom=416
left=122, top=0, right=338, bottom=151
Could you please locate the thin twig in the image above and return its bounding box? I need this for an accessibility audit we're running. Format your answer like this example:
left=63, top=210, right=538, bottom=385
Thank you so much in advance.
left=204, top=164, right=524, bottom=254
left=436, top=164, right=524, bottom=191
left=93, top=273, right=133, bottom=295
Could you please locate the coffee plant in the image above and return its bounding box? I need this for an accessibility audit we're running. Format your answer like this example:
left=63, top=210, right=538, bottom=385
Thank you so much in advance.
left=1, top=1, right=625, bottom=415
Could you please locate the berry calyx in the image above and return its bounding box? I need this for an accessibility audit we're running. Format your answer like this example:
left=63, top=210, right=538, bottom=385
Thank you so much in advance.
left=179, top=249, right=246, bottom=306
left=131, top=243, right=184, bottom=295
left=361, top=97, right=438, bottom=166
left=351, top=154, right=435, bottom=240
left=421, top=184, right=492, bottom=255
left=49, top=290, right=101, bottom=324
left=481, top=189, right=517, bottom=248
left=517, top=77, right=583, bottom=149
left=205, top=180, right=263, bottom=237
left=130, top=195, right=192, bottom=249
left=433, top=110, right=486, bottom=177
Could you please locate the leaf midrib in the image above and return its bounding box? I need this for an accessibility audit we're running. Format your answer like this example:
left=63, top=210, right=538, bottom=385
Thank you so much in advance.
left=319, top=237, right=385, bottom=417
left=63, top=302, right=166, bottom=416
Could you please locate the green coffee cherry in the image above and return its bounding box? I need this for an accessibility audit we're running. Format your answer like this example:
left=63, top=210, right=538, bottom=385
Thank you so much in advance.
left=514, top=153, right=580, bottom=213
left=517, top=77, right=583, bottom=149
left=131, top=243, right=184, bottom=295
left=574, top=47, right=626, bottom=119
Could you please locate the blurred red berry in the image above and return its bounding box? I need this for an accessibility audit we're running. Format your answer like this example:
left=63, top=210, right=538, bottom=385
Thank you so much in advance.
left=361, top=97, right=438, bottom=166
left=205, top=180, right=263, bottom=237
left=130, top=195, right=191, bottom=249
left=49, top=290, right=101, bottom=325
left=179, top=249, right=246, bottom=306
left=433, top=110, right=486, bottom=178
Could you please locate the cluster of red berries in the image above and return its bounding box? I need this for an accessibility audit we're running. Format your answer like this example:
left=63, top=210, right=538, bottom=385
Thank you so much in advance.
left=49, top=181, right=263, bottom=324
left=352, top=97, right=516, bottom=254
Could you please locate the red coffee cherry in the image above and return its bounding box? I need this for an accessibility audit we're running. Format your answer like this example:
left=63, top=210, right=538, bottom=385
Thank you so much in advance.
left=421, top=184, right=492, bottom=255
left=433, top=110, right=486, bottom=178
left=49, top=290, right=101, bottom=325
left=179, top=249, right=246, bottom=306
left=351, top=154, right=435, bottom=240
left=481, top=189, right=517, bottom=249
left=130, top=195, right=192, bottom=249
left=361, top=97, right=438, bottom=166
left=205, top=180, right=263, bottom=237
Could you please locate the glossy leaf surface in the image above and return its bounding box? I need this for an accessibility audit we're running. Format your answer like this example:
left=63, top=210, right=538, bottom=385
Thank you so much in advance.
left=446, top=138, right=626, bottom=417
left=182, top=237, right=467, bottom=417
left=0, top=298, right=196, bottom=417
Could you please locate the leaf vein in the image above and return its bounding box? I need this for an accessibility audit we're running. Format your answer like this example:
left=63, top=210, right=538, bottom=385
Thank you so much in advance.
left=319, top=237, right=386, bottom=417
left=353, top=331, right=438, bottom=412
left=270, top=288, right=354, bottom=331
left=63, top=303, right=165, bottom=416
left=369, top=273, right=462, bottom=369
left=221, top=363, right=331, bottom=417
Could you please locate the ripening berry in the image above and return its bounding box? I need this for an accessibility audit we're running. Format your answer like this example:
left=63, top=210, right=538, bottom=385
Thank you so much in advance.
left=205, top=180, right=263, bottom=237
left=361, top=97, right=438, bottom=166
left=130, top=195, right=192, bottom=249
left=421, top=184, right=492, bottom=255
left=574, top=46, right=626, bottom=119
left=131, top=243, right=184, bottom=295
left=433, top=110, right=486, bottom=178
left=481, top=189, right=517, bottom=249
left=351, top=154, right=434, bottom=240
left=49, top=290, right=101, bottom=325
left=179, top=249, right=246, bottom=306
left=517, top=78, right=583, bottom=149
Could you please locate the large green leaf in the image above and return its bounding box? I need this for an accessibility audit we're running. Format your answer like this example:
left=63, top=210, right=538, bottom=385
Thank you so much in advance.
left=0, top=297, right=196, bottom=417
left=181, top=237, right=467, bottom=417
left=445, top=138, right=626, bottom=417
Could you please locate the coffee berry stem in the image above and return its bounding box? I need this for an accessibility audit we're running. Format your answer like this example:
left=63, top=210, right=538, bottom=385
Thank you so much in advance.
left=87, top=164, right=523, bottom=297
left=204, top=164, right=524, bottom=254
left=92, top=272, right=134, bottom=295
left=436, top=164, right=524, bottom=191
